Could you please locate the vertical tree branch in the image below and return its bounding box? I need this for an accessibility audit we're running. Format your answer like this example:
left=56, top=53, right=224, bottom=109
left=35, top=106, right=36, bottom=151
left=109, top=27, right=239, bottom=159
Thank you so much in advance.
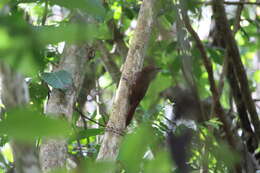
left=180, top=3, right=237, bottom=151
left=212, top=0, right=260, bottom=139
left=97, top=0, right=158, bottom=160
left=39, top=44, right=92, bottom=171
left=175, top=5, right=207, bottom=122
left=39, top=11, right=94, bottom=172
left=213, top=0, right=257, bottom=155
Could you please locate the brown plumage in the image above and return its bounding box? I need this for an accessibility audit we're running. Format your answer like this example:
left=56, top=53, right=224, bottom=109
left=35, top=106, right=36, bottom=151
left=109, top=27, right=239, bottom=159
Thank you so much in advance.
left=125, top=65, right=160, bottom=126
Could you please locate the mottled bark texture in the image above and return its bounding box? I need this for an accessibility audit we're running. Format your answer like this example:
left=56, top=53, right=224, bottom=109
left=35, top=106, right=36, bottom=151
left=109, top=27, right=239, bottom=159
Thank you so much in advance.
left=0, top=63, right=41, bottom=173
left=97, top=0, right=157, bottom=161
left=39, top=42, right=92, bottom=171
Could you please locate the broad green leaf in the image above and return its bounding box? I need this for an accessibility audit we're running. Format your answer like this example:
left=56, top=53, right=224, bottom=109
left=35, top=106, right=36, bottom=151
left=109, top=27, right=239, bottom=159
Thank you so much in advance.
left=0, top=27, right=11, bottom=49
left=0, top=13, right=45, bottom=76
left=97, top=23, right=112, bottom=40
left=35, top=24, right=98, bottom=44
left=143, top=151, right=171, bottom=173
left=49, top=168, right=67, bottom=173
left=142, top=73, right=172, bottom=109
left=49, top=0, right=106, bottom=20
left=42, top=70, right=73, bottom=90
left=0, top=0, right=9, bottom=9
left=0, top=107, right=71, bottom=141
left=81, top=159, right=116, bottom=173
left=118, top=125, right=156, bottom=173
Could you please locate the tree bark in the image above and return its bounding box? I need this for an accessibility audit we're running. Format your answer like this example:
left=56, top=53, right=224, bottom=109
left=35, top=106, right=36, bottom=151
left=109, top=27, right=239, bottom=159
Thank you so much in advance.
left=0, top=63, right=41, bottom=173
left=212, top=0, right=260, bottom=139
left=39, top=10, right=95, bottom=170
left=97, top=0, right=157, bottom=161
left=39, top=42, right=93, bottom=171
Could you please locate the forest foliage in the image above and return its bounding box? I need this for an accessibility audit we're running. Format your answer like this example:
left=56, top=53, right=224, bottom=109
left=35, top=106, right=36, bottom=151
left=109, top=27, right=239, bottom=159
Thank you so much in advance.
left=0, top=0, right=260, bottom=172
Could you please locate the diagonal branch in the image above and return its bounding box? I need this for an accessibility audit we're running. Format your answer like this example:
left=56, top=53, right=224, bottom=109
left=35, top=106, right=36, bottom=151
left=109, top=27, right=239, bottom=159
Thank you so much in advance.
left=212, top=0, right=260, bottom=139
left=97, top=0, right=158, bottom=161
left=180, top=6, right=237, bottom=149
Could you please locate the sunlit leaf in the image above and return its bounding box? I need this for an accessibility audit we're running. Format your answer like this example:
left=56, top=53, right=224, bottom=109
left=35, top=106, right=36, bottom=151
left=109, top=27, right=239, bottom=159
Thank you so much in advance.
left=1, top=144, right=13, bottom=163
left=253, top=70, right=260, bottom=83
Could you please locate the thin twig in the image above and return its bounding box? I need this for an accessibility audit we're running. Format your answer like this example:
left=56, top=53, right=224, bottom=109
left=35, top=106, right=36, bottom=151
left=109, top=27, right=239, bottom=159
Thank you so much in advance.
left=76, top=139, right=84, bottom=157
left=78, top=106, right=90, bottom=145
left=75, top=108, right=106, bottom=127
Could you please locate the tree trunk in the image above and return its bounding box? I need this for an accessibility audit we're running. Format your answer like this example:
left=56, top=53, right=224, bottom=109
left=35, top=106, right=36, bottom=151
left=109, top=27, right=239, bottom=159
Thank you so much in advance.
left=97, top=0, right=158, bottom=161
left=39, top=10, right=95, bottom=170
left=0, top=63, right=41, bottom=173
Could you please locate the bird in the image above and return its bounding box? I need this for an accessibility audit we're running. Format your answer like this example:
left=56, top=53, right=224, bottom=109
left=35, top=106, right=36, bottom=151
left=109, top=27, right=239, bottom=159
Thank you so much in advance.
left=125, top=65, right=160, bottom=126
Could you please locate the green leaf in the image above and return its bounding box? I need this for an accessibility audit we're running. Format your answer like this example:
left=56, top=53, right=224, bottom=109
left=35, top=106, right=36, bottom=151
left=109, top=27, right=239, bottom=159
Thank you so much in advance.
left=41, top=70, right=73, bottom=90
left=207, top=47, right=224, bottom=65
left=0, top=107, right=71, bottom=141
left=0, top=13, right=45, bottom=76
left=211, top=141, right=241, bottom=169
left=97, top=23, right=112, bottom=40
left=69, top=128, right=103, bottom=142
left=142, top=73, right=172, bottom=109
left=253, top=70, right=260, bottom=83
left=123, top=7, right=135, bottom=19
left=81, top=159, right=116, bottom=173
left=29, top=79, right=49, bottom=103
left=166, top=41, right=177, bottom=54
left=143, top=151, right=171, bottom=173
left=35, top=24, right=98, bottom=44
left=118, top=125, right=156, bottom=172
left=49, top=0, right=106, bottom=20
